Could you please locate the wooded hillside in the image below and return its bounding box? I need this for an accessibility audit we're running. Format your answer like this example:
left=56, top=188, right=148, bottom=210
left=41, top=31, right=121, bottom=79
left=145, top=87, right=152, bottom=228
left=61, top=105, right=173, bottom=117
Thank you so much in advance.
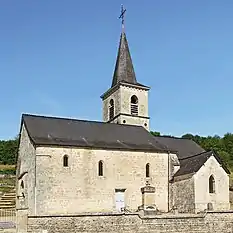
left=1, top=132, right=233, bottom=171
left=152, top=132, right=233, bottom=171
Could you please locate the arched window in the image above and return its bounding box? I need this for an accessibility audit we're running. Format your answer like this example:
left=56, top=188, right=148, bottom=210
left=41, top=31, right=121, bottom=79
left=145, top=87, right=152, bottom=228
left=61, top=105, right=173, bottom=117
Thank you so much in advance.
left=63, top=155, right=69, bottom=167
left=20, top=180, right=24, bottom=189
left=146, top=163, right=150, bottom=178
left=109, top=99, right=114, bottom=120
left=98, top=160, right=104, bottom=176
left=131, top=95, right=138, bottom=115
left=209, top=175, right=215, bottom=193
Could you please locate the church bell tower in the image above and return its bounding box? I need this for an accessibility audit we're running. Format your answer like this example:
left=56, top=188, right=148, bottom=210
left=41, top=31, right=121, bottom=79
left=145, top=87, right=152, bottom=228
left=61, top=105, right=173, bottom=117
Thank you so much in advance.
left=100, top=5, right=150, bottom=130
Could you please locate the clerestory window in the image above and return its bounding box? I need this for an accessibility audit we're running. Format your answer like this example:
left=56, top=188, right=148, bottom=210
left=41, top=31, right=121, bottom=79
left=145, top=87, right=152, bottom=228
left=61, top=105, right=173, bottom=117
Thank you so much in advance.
left=63, top=155, right=69, bottom=167
left=146, top=163, right=150, bottom=178
left=98, top=160, right=104, bottom=176
left=20, top=180, right=24, bottom=189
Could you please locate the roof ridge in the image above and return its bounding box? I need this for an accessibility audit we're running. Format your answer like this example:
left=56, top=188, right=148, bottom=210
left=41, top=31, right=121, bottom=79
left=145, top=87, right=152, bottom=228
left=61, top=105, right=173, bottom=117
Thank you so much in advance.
left=21, top=113, right=171, bottom=153
left=22, top=113, right=147, bottom=129
left=154, top=135, right=195, bottom=141
left=179, top=150, right=212, bottom=161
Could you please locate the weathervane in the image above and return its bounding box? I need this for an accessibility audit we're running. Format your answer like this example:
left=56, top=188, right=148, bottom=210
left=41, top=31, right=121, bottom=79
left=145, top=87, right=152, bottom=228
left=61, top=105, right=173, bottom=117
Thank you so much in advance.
left=119, top=4, right=126, bottom=30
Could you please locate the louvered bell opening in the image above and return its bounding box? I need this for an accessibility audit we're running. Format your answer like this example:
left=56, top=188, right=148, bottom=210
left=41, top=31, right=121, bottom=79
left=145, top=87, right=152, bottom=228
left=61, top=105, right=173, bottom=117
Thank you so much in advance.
left=131, top=104, right=138, bottom=115
left=109, top=106, right=114, bottom=120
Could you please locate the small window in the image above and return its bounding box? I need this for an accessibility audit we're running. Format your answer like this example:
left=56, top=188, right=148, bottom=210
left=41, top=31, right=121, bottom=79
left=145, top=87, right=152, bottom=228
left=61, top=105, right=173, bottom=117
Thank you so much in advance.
left=63, top=155, right=69, bottom=167
left=209, top=175, right=215, bottom=193
left=20, top=180, right=24, bottom=189
left=146, top=163, right=150, bottom=178
left=130, top=95, right=138, bottom=115
left=98, top=160, right=104, bottom=176
left=109, top=99, right=114, bottom=120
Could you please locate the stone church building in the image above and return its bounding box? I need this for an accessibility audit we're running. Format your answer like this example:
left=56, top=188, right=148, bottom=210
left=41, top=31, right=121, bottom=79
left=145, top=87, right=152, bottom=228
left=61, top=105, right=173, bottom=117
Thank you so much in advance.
left=16, top=17, right=230, bottom=232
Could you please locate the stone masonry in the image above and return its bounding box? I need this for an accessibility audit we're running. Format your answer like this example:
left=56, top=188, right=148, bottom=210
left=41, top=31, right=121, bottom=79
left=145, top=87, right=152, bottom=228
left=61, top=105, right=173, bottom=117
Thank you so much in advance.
left=16, top=124, right=36, bottom=216
left=34, top=145, right=169, bottom=215
left=27, top=212, right=233, bottom=233
left=102, top=84, right=150, bottom=130
left=194, top=155, right=230, bottom=212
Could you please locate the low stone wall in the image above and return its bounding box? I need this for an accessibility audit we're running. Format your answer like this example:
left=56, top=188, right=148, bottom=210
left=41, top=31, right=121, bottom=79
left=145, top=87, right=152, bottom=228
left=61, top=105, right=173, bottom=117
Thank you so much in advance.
left=27, top=211, right=233, bottom=233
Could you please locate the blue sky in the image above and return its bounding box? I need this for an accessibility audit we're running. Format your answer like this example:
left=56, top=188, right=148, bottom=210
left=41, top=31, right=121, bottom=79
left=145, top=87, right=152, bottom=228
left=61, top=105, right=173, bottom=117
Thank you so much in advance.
left=1, top=0, right=233, bottom=140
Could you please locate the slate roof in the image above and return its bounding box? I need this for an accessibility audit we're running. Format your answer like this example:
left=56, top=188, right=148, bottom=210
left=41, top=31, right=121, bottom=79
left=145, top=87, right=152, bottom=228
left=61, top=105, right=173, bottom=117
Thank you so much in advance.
left=153, top=136, right=205, bottom=159
left=153, top=136, right=231, bottom=177
left=174, top=150, right=230, bottom=177
left=111, top=32, right=149, bottom=89
left=21, top=114, right=230, bottom=177
left=21, top=114, right=170, bottom=152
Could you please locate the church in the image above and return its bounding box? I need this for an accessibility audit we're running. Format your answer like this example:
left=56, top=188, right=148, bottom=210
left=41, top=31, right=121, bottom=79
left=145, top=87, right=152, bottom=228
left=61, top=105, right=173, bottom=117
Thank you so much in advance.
left=16, top=7, right=230, bottom=233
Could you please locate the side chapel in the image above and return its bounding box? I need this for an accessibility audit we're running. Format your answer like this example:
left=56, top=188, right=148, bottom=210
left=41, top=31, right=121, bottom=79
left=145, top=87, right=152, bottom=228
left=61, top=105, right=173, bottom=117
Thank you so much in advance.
left=16, top=6, right=230, bottom=230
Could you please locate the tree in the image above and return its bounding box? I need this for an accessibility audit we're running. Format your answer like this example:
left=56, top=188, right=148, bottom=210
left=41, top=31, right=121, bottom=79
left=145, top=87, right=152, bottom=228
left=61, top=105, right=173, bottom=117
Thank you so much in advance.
left=0, top=138, right=19, bottom=165
left=150, top=131, right=161, bottom=136
left=153, top=131, right=233, bottom=171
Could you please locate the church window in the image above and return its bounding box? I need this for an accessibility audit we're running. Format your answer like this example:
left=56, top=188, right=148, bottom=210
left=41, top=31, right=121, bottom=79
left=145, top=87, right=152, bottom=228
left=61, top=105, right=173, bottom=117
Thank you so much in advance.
left=146, top=163, right=150, bottom=178
left=209, top=175, right=215, bottom=193
left=109, top=99, right=114, bottom=120
left=131, top=95, right=138, bottom=115
left=63, top=155, right=69, bottom=167
left=98, top=160, right=104, bottom=176
left=20, top=180, right=24, bottom=189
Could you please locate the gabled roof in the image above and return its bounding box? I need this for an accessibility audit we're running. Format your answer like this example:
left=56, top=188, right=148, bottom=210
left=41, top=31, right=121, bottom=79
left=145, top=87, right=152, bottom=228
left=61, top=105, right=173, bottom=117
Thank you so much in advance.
left=21, top=114, right=171, bottom=153
left=174, top=150, right=230, bottom=177
left=153, top=136, right=205, bottom=159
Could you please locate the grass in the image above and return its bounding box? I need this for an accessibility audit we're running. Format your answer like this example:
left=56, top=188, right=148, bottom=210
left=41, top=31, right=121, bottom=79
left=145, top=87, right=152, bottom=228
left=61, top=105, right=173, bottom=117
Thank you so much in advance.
left=0, top=165, right=15, bottom=170
left=0, top=178, right=15, bottom=186
left=0, top=165, right=16, bottom=176
left=0, top=187, right=14, bottom=193
left=0, top=166, right=16, bottom=195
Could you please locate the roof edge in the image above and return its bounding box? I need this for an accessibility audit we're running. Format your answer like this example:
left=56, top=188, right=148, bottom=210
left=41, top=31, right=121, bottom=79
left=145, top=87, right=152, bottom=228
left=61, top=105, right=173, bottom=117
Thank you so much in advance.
left=175, top=149, right=231, bottom=177
left=101, top=81, right=150, bottom=100
left=35, top=142, right=171, bottom=154
left=211, top=149, right=231, bottom=174
left=172, top=173, right=194, bottom=182
left=21, top=115, right=37, bottom=146
left=179, top=150, right=210, bottom=161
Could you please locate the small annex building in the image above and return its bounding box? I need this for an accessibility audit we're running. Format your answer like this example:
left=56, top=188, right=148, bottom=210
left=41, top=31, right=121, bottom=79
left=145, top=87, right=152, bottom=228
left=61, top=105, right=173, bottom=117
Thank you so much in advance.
left=16, top=12, right=230, bottom=233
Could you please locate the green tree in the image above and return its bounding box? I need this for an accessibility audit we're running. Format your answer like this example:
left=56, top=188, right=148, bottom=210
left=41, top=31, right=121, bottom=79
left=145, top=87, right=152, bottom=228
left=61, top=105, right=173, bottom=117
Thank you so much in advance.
left=0, top=137, right=18, bottom=165
left=150, top=131, right=160, bottom=136
left=153, top=131, right=233, bottom=171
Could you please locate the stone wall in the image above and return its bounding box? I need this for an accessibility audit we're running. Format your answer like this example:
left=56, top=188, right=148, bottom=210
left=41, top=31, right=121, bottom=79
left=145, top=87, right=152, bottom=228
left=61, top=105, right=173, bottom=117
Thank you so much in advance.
left=119, top=85, right=149, bottom=116
left=102, top=86, right=121, bottom=122
left=102, top=84, right=149, bottom=130
left=17, top=124, right=36, bottom=215
left=27, top=212, right=233, bottom=233
left=194, top=155, right=230, bottom=212
left=35, top=146, right=169, bottom=215
left=117, top=114, right=149, bottom=130
left=171, top=175, right=195, bottom=213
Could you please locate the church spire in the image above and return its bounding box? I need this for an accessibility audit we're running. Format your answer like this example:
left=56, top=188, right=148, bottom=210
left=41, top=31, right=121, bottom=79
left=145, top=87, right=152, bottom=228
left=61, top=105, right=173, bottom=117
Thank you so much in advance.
left=101, top=5, right=150, bottom=130
left=111, top=5, right=137, bottom=88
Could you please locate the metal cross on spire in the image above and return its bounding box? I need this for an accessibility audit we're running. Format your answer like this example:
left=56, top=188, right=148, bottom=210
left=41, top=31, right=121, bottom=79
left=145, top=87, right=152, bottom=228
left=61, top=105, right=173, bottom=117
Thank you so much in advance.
left=119, top=4, right=126, bottom=30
